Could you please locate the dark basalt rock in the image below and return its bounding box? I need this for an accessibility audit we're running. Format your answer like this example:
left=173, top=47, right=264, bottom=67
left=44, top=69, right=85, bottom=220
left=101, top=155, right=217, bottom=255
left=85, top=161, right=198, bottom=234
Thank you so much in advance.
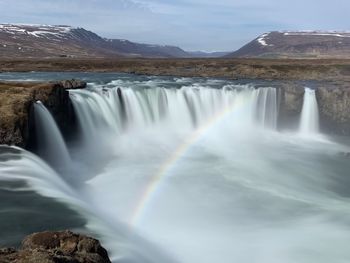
left=278, top=82, right=350, bottom=135
left=0, top=231, right=111, bottom=263
left=317, top=86, right=350, bottom=135
left=277, top=83, right=305, bottom=130
left=60, top=79, right=87, bottom=90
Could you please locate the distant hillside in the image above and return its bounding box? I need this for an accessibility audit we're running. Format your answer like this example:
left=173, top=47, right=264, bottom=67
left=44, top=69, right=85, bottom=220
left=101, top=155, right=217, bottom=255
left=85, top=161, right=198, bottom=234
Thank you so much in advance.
left=0, top=24, right=224, bottom=59
left=104, top=39, right=189, bottom=58
left=187, top=51, right=230, bottom=58
left=227, top=31, right=350, bottom=58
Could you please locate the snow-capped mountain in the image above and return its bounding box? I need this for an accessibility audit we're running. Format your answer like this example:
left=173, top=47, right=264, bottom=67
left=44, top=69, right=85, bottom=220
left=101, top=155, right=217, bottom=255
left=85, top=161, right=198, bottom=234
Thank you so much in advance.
left=0, top=24, right=222, bottom=58
left=227, top=31, right=350, bottom=58
left=0, top=24, right=73, bottom=38
left=0, top=24, right=108, bottom=58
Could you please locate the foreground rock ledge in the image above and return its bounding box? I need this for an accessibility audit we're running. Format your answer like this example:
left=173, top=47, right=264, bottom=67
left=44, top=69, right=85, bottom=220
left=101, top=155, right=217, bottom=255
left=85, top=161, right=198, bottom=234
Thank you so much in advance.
left=0, top=79, right=86, bottom=146
left=0, top=230, right=111, bottom=263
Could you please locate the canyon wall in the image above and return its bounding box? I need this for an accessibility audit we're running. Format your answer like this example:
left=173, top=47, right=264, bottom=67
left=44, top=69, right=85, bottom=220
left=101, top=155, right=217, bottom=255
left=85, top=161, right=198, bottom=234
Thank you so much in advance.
left=1, top=79, right=350, bottom=148
left=279, top=83, right=350, bottom=135
left=317, top=86, right=350, bottom=135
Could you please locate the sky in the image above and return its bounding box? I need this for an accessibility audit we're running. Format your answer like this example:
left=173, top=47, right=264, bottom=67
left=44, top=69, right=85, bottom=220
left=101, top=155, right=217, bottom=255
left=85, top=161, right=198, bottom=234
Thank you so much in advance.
left=0, top=0, right=349, bottom=51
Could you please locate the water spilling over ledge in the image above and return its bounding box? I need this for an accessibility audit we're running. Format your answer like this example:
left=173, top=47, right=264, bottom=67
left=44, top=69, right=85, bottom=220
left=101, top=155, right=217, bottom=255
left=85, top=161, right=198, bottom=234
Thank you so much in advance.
left=69, top=84, right=278, bottom=141
left=34, top=101, right=71, bottom=168
left=299, top=88, right=319, bottom=135
left=1, top=74, right=350, bottom=263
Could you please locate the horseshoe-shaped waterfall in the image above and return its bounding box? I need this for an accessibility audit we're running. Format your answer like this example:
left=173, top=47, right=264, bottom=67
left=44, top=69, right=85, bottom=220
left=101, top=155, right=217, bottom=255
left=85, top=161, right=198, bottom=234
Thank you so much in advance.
left=1, top=73, right=350, bottom=263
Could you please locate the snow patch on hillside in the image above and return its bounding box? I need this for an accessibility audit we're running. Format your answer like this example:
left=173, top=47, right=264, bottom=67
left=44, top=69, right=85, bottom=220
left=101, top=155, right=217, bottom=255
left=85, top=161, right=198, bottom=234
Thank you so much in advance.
left=283, top=31, right=350, bottom=38
left=257, top=33, right=268, bottom=46
left=256, top=33, right=274, bottom=47
left=0, top=24, right=74, bottom=38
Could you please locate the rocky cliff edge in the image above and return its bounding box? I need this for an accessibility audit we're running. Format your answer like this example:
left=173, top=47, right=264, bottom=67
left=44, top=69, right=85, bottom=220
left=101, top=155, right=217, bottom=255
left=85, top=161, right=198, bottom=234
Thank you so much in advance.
left=0, top=79, right=86, bottom=147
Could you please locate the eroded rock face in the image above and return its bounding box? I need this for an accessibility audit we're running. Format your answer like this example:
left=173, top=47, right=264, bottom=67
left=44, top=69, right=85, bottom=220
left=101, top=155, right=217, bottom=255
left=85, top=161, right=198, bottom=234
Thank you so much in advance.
left=278, top=83, right=305, bottom=130
left=278, top=83, right=350, bottom=135
left=0, top=231, right=111, bottom=263
left=0, top=80, right=86, bottom=147
left=60, top=79, right=87, bottom=90
left=317, top=86, right=350, bottom=135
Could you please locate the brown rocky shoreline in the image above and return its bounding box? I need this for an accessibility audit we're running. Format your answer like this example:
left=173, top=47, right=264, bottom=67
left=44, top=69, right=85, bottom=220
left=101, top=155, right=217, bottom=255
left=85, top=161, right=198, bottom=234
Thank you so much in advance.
left=0, top=230, right=111, bottom=263
left=1, top=58, right=350, bottom=81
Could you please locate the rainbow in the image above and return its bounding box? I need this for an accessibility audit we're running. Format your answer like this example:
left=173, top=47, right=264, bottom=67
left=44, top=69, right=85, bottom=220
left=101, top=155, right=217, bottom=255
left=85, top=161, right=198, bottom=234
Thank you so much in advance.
left=130, top=98, right=248, bottom=226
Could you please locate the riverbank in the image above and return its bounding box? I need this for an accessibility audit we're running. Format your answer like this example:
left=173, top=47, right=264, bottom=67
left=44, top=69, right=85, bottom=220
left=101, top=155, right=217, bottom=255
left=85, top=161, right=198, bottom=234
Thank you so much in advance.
left=1, top=58, right=350, bottom=81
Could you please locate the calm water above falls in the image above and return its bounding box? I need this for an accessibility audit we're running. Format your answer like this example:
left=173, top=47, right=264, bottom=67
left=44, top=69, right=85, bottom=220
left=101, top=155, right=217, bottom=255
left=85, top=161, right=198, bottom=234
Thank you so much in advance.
left=1, top=73, right=350, bottom=263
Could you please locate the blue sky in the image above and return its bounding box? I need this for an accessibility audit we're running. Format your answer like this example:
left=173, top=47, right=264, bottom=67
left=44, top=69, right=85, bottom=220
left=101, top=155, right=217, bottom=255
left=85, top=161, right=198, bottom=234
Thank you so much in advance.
left=0, top=0, right=348, bottom=51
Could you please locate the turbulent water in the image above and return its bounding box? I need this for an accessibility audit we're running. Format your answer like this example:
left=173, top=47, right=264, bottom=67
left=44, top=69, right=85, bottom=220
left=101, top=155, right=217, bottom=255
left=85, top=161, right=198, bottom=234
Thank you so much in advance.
left=1, top=73, right=350, bottom=263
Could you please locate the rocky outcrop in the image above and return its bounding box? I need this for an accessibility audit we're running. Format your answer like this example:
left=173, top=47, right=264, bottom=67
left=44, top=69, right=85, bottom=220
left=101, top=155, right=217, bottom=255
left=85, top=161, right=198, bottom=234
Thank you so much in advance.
left=278, top=83, right=305, bottom=130
left=0, top=230, right=111, bottom=263
left=0, top=80, right=86, bottom=147
left=317, top=86, right=350, bottom=134
left=278, top=83, right=350, bottom=135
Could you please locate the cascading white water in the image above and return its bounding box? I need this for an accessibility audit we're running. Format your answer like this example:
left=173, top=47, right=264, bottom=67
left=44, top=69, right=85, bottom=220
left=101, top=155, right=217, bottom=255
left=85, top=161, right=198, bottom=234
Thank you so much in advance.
left=0, top=145, right=176, bottom=263
left=68, top=88, right=124, bottom=140
left=66, top=82, right=350, bottom=263
left=2, top=75, right=350, bottom=263
left=69, top=85, right=278, bottom=139
left=299, top=88, right=319, bottom=135
left=33, top=101, right=71, bottom=168
left=254, top=87, right=278, bottom=129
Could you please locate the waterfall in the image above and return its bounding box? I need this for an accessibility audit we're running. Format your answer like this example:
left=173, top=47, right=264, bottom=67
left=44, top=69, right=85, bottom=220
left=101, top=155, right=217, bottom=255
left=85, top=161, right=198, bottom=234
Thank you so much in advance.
left=0, top=145, right=178, bottom=263
left=33, top=101, right=71, bottom=168
left=69, top=88, right=125, bottom=140
left=254, top=87, right=278, bottom=129
left=69, top=85, right=278, bottom=140
left=2, top=75, right=350, bottom=263
left=299, top=88, right=319, bottom=135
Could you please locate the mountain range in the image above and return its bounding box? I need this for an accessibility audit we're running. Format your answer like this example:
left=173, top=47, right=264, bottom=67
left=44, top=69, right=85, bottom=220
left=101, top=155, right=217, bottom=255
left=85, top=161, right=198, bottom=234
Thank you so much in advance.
left=0, top=24, right=228, bottom=58
left=1, top=25, right=350, bottom=59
